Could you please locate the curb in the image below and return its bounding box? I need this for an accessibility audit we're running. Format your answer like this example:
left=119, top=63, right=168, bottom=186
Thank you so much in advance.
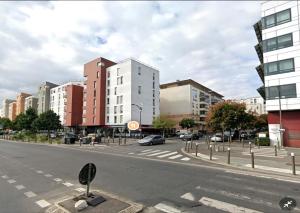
left=180, top=147, right=300, bottom=182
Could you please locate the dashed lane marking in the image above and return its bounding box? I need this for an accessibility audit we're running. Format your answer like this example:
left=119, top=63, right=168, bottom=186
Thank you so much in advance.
left=199, top=196, right=263, bottom=213
left=180, top=192, right=195, bottom=201
left=24, top=191, right=37, bottom=198
left=54, top=178, right=62, bottom=182
left=146, top=151, right=170, bottom=157
left=128, top=152, right=135, bottom=155
left=63, top=182, right=74, bottom=187
left=157, top=152, right=178, bottom=158
left=7, top=179, right=16, bottom=184
left=75, top=187, right=85, bottom=192
left=1, top=175, right=8, bottom=179
left=44, top=174, right=53, bottom=178
left=169, top=154, right=183, bottom=159
left=181, top=157, right=190, bottom=161
left=36, top=170, right=43, bottom=174
left=154, top=202, right=181, bottom=213
left=15, top=185, right=25, bottom=190
left=36, top=200, right=51, bottom=208
left=141, top=149, right=153, bottom=152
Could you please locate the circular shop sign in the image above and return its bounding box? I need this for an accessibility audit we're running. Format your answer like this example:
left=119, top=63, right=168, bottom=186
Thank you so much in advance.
left=79, top=163, right=97, bottom=185
left=127, top=121, right=140, bottom=131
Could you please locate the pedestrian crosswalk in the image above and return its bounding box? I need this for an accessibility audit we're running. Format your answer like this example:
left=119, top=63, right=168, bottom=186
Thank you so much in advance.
left=129, top=149, right=190, bottom=162
left=242, top=147, right=287, bottom=158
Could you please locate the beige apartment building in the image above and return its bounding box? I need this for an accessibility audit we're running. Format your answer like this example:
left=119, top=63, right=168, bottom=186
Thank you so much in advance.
left=160, top=79, right=223, bottom=130
left=1, top=99, right=15, bottom=118
left=16, top=93, right=31, bottom=116
left=8, top=102, right=17, bottom=121
left=25, top=96, right=38, bottom=111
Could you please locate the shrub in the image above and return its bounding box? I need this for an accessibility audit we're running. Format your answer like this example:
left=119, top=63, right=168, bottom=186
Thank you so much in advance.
left=37, top=134, right=48, bottom=143
left=255, top=137, right=270, bottom=146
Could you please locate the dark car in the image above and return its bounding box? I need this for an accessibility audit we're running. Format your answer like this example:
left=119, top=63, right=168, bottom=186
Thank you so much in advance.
left=138, top=135, right=165, bottom=146
left=182, top=133, right=199, bottom=141
left=64, top=133, right=77, bottom=144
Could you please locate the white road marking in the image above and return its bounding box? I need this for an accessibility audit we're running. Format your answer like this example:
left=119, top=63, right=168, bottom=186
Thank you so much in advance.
left=24, top=191, right=37, bottom=198
left=181, top=157, right=190, bottom=161
left=36, top=200, right=51, bottom=208
left=199, top=197, right=263, bottom=213
left=128, top=152, right=135, bottom=155
left=36, top=170, right=43, bottom=174
left=180, top=192, right=195, bottom=201
left=141, top=149, right=153, bottom=152
left=157, top=152, right=178, bottom=158
left=15, top=185, right=25, bottom=190
left=154, top=202, right=181, bottom=213
left=1, top=175, right=8, bottom=179
left=138, top=150, right=161, bottom=156
left=146, top=151, right=170, bottom=157
left=63, top=182, right=74, bottom=187
left=7, top=179, right=16, bottom=184
left=44, top=174, right=53, bottom=177
left=169, top=154, right=183, bottom=159
left=54, top=178, right=62, bottom=182
left=192, top=152, right=218, bottom=160
left=75, top=187, right=85, bottom=192
left=244, top=164, right=292, bottom=174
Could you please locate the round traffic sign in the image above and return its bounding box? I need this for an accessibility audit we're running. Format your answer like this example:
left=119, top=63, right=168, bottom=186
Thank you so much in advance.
left=127, top=121, right=140, bottom=131
left=79, top=163, right=96, bottom=185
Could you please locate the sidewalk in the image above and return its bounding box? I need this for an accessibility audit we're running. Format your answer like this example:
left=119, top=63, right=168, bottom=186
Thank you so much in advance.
left=182, top=140, right=300, bottom=177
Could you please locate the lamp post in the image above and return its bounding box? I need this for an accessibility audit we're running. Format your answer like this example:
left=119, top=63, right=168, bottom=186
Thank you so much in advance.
left=131, top=103, right=142, bottom=138
left=277, top=86, right=284, bottom=148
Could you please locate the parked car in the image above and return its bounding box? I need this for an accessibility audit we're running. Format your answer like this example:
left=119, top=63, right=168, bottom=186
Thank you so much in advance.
left=64, top=133, right=77, bottom=144
left=138, top=135, right=165, bottom=146
left=181, top=133, right=199, bottom=141
left=210, top=133, right=229, bottom=142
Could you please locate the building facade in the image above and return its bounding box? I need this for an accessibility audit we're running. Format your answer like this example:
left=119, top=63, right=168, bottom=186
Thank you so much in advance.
left=236, top=97, right=266, bottom=115
left=16, top=93, right=31, bottom=116
left=254, top=1, right=300, bottom=147
left=50, top=82, right=83, bottom=127
left=160, top=79, right=223, bottom=130
left=1, top=99, right=15, bottom=118
left=37, top=82, right=58, bottom=115
left=8, top=102, right=17, bottom=121
left=25, top=96, right=38, bottom=111
left=105, top=59, right=160, bottom=127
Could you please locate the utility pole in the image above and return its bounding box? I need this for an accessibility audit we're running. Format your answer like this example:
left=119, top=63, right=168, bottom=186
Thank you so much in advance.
left=278, top=86, right=283, bottom=148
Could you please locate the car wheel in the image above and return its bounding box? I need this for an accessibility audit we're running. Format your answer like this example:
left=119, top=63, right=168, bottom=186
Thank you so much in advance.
left=149, top=142, right=153, bottom=146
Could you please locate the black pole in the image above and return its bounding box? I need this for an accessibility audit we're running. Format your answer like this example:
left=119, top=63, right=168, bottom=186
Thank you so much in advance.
left=86, top=163, right=91, bottom=197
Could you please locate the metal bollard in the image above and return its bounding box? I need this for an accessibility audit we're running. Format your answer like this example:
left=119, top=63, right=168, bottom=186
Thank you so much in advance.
left=251, top=150, right=254, bottom=168
left=249, top=142, right=252, bottom=154
left=257, top=138, right=260, bottom=149
left=227, top=147, right=231, bottom=164
left=291, top=153, right=296, bottom=175
left=196, top=143, right=199, bottom=157
left=209, top=145, right=213, bottom=160
left=187, top=142, right=190, bottom=153
left=242, top=138, right=244, bottom=148
left=190, top=140, right=193, bottom=150
left=275, top=145, right=277, bottom=156
left=185, top=140, right=188, bottom=151
left=118, top=135, right=121, bottom=145
left=79, top=138, right=82, bottom=146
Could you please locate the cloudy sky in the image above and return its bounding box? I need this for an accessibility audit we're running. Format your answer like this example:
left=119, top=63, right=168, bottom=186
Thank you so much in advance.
left=0, top=1, right=262, bottom=104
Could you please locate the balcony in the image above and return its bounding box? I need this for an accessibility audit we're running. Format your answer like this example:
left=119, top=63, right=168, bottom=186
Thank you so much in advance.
left=256, top=64, right=264, bottom=83
left=255, top=43, right=263, bottom=64
left=253, top=20, right=262, bottom=43
left=257, top=86, right=265, bottom=100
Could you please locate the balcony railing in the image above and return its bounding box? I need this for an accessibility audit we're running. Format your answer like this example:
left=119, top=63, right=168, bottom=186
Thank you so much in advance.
left=253, top=20, right=262, bottom=43
left=257, top=86, right=265, bottom=100
left=255, top=43, right=263, bottom=64
left=256, top=64, right=264, bottom=83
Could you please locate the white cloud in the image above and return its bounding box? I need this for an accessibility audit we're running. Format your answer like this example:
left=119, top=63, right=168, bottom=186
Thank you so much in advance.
left=0, top=1, right=262, bottom=105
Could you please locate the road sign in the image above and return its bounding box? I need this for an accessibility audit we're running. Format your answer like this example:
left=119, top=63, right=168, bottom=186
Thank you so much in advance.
left=79, top=163, right=96, bottom=185
left=127, top=121, right=139, bottom=131
left=279, top=197, right=297, bottom=211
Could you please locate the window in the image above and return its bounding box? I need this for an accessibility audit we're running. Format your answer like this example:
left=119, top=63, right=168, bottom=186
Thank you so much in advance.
left=94, top=90, right=96, bottom=97
left=153, top=108, right=155, bottom=115
left=93, top=99, right=96, bottom=106
left=263, top=33, right=293, bottom=52
left=94, top=81, right=96, bottom=88
left=107, top=80, right=110, bottom=87
left=138, top=86, right=141, bottom=95
left=93, top=108, right=96, bottom=114
left=153, top=73, right=155, bottom=80
left=83, top=101, right=86, bottom=107
left=107, top=116, right=109, bottom=123
left=107, top=71, right=110, bottom=78
left=83, top=109, right=86, bottom=115
left=120, top=96, right=123, bottom=104
left=138, top=67, right=141, bottom=75
left=97, top=71, right=100, bottom=78
left=106, top=107, right=109, bottom=114
left=97, top=62, right=102, bottom=67
left=120, top=105, right=123, bottom=113
left=107, top=98, right=110, bottom=105
left=264, top=58, right=294, bottom=75
left=266, top=84, right=297, bottom=100
left=153, top=82, right=155, bottom=89
left=107, top=89, right=110, bottom=96
left=153, top=99, right=155, bottom=106
left=120, top=115, right=123, bottom=123
left=120, top=76, right=123, bottom=84
left=114, top=87, right=117, bottom=95
left=114, top=116, right=117, bottom=124
left=117, top=96, right=119, bottom=104
left=262, top=9, right=291, bottom=29
left=117, top=68, right=120, bottom=76
left=83, top=118, right=86, bottom=123
left=114, top=106, right=117, bottom=114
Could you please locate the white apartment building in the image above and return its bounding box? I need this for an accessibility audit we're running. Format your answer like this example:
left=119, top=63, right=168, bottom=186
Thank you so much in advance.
left=160, top=79, right=223, bottom=130
left=105, top=59, right=160, bottom=127
left=50, top=82, right=83, bottom=125
left=236, top=97, right=266, bottom=115
left=1, top=99, right=15, bottom=118
left=0, top=108, right=3, bottom=118
left=254, top=1, right=300, bottom=147
left=25, top=96, right=38, bottom=111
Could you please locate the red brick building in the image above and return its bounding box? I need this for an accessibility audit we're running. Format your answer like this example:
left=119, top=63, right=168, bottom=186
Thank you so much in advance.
left=65, top=85, right=83, bottom=127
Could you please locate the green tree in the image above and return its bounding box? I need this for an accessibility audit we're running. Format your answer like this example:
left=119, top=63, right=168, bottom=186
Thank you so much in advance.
left=0, top=117, right=12, bottom=129
left=153, top=116, right=176, bottom=137
left=254, top=114, right=268, bottom=131
left=179, top=118, right=196, bottom=129
left=13, top=113, right=27, bottom=131
left=12, top=108, right=38, bottom=132
left=32, top=110, right=61, bottom=140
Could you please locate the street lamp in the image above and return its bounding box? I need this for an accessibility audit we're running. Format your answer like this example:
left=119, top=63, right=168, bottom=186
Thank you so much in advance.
left=276, top=86, right=284, bottom=148
left=131, top=103, right=142, bottom=138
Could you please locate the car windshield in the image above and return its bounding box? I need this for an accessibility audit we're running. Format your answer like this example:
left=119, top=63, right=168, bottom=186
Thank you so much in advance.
left=143, top=135, right=155, bottom=139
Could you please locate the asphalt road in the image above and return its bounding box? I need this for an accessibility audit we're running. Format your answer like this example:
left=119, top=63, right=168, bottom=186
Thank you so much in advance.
left=0, top=139, right=300, bottom=213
